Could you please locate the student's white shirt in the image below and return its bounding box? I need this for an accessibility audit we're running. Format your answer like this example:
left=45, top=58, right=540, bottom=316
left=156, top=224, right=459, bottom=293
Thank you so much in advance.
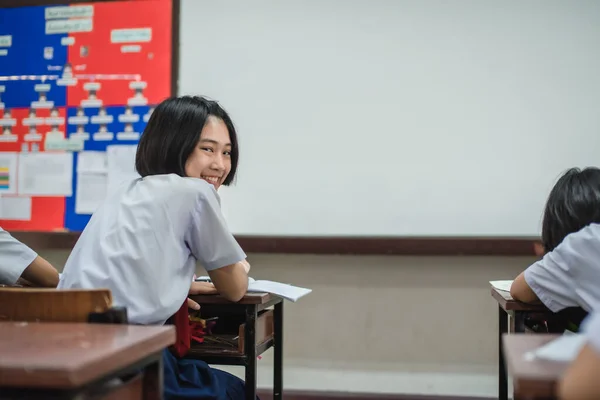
left=524, top=223, right=600, bottom=313
left=58, top=174, right=246, bottom=325
left=581, top=312, right=600, bottom=353
left=0, top=227, right=37, bottom=285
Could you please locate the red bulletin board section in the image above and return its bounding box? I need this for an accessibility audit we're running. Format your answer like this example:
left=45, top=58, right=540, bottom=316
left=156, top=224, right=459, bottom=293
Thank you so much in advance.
left=0, top=197, right=66, bottom=231
left=66, top=0, right=173, bottom=107
left=0, top=107, right=67, bottom=231
left=0, top=108, right=66, bottom=152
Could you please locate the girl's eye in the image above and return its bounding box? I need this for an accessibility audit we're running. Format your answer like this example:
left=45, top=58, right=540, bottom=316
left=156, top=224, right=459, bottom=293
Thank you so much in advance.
left=201, top=147, right=214, bottom=153
left=223, top=151, right=231, bottom=156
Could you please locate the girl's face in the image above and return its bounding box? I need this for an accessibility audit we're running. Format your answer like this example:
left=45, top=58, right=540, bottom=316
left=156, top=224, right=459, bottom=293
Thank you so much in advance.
left=185, top=116, right=232, bottom=190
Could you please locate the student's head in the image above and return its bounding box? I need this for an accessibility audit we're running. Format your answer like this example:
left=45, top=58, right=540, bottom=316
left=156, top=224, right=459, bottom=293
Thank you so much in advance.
left=541, top=167, right=600, bottom=252
left=135, top=95, right=238, bottom=190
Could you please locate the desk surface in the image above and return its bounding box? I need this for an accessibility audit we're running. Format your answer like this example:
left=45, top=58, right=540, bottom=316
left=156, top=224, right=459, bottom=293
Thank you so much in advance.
left=503, top=334, right=565, bottom=398
left=0, top=322, right=175, bottom=389
left=190, top=292, right=279, bottom=305
left=491, top=286, right=548, bottom=312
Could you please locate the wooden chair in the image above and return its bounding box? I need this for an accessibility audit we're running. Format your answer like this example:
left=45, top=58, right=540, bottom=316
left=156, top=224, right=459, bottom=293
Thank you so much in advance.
left=0, top=287, right=118, bottom=323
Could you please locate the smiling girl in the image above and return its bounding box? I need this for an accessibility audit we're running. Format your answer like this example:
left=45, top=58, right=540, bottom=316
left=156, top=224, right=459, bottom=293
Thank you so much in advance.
left=58, top=95, right=254, bottom=399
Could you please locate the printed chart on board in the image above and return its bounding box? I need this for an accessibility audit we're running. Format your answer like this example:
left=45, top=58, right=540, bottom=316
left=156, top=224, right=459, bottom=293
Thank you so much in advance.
left=0, top=0, right=173, bottom=231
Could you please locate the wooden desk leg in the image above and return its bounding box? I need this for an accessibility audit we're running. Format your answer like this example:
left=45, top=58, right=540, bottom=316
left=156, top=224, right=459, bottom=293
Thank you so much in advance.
left=274, top=301, right=283, bottom=400
left=513, top=311, right=527, bottom=333
left=142, top=352, right=163, bottom=400
left=499, top=306, right=508, bottom=400
left=245, top=305, right=258, bottom=400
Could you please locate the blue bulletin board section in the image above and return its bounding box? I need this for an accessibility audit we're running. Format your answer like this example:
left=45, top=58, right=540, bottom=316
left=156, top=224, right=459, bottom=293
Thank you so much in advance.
left=0, top=6, right=68, bottom=108
left=64, top=105, right=150, bottom=231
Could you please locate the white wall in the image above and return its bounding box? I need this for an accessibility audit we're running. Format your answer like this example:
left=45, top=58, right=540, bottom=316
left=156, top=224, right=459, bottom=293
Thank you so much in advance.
left=179, top=0, right=600, bottom=237
left=43, top=249, right=527, bottom=397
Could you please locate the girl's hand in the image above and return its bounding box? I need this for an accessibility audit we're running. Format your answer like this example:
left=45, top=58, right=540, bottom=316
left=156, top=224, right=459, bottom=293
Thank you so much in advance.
left=187, top=281, right=218, bottom=310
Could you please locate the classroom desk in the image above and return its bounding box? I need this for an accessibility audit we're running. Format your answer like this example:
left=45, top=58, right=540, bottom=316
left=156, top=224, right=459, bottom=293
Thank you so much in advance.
left=186, top=292, right=284, bottom=400
left=502, top=334, right=564, bottom=400
left=0, top=322, right=175, bottom=400
left=491, top=287, right=549, bottom=400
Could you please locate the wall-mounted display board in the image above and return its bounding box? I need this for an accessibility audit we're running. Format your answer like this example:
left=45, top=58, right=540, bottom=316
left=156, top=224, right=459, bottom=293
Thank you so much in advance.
left=0, top=0, right=177, bottom=231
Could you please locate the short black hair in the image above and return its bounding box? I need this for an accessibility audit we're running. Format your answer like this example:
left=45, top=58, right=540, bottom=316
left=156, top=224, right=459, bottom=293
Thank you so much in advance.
left=135, top=95, right=239, bottom=185
left=541, top=167, right=600, bottom=252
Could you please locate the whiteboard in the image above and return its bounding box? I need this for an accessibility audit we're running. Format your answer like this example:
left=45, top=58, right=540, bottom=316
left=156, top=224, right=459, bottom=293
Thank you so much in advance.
left=179, top=0, right=600, bottom=237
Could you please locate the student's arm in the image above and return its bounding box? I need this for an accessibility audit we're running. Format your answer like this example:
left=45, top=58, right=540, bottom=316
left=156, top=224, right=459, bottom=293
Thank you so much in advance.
left=207, top=262, right=249, bottom=302
left=559, top=344, right=600, bottom=400
left=19, top=255, right=59, bottom=288
left=186, top=187, right=248, bottom=303
left=510, top=271, right=541, bottom=304
left=0, top=228, right=58, bottom=287
left=559, top=313, right=600, bottom=400
left=509, top=227, right=600, bottom=312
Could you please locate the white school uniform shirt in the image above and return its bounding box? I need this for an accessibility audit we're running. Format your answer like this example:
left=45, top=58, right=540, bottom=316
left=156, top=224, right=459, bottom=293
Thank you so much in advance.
left=524, top=223, right=600, bottom=313
left=58, top=174, right=246, bottom=325
left=0, top=227, right=37, bottom=285
left=581, top=312, right=600, bottom=353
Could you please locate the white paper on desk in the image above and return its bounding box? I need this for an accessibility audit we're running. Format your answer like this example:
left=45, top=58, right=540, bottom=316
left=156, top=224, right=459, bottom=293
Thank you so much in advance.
left=0, top=195, right=31, bottom=220
left=194, top=276, right=312, bottom=302
left=0, top=152, right=18, bottom=195
left=525, top=334, right=587, bottom=363
left=75, top=172, right=107, bottom=214
left=106, top=145, right=139, bottom=194
left=490, top=280, right=513, bottom=292
left=77, top=151, right=107, bottom=173
left=17, top=152, right=73, bottom=196
left=248, top=280, right=312, bottom=302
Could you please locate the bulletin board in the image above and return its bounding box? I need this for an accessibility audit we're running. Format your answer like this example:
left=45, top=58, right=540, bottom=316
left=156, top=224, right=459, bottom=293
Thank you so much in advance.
left=0, top=0, right=176, bottom=232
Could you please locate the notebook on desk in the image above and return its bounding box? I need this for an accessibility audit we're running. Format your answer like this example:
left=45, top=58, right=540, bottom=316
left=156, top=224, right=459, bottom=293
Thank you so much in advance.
left=490, top=280, right=513, bottom=292
left=195, top=276, right=312, bottom=302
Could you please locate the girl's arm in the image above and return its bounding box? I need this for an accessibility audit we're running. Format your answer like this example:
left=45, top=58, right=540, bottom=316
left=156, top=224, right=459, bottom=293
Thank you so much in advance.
left=19, top=256, right=59, bottom=287
left=559, top=344, right=600, bottom=400
left=509, top=226, right=600, bottom=311
left=0, top=228, right=58, bottom=287
left=187, top=187, right=249, bottom=303
left=207, top=261, right=248, bottom=302
left=559, top=313, right=600, bottom=400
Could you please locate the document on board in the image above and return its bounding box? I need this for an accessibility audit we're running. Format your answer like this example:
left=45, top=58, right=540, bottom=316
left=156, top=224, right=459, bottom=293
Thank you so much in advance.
left=0, top=152, right=18, bottom=195
left=77, top=151, right=107, bottom=173
left=0, top=195, right=32, bottom=220
left=75, top=172, right=107, bottom=215
left=17, top=152, right=73, bottom=196
left=106, top=145, right=139, bottom=194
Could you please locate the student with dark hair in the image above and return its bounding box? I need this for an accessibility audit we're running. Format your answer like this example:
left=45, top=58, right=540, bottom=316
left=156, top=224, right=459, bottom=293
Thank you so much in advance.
left=58, top=95, right=253, bottom=399
left=510, top=167, right=600, bottom=317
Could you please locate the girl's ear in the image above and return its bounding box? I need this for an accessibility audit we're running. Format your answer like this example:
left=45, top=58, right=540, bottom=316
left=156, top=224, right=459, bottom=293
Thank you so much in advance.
left=533, top=242, right=545, bottom=257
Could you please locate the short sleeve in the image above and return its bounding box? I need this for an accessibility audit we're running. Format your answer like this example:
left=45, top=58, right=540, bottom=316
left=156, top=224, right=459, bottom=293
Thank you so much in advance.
left=524, top=243, right=579, bottom=313
left=525, top=223, right=600, bottom=313
left=582, top=312, right=600, bottom=354
left=185, top=187, right=246, bottom=271
left=0, top=228, right=37, bottom=285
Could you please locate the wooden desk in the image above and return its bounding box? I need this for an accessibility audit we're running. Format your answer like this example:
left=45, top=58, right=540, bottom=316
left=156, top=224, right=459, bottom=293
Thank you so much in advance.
left=503, top=334, right=564, bottom=399
left=0, top=322, right=175, bottom=399
left=491, top=286, right=549, bottom=400
left=187, top=292, right=283, bottom=400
